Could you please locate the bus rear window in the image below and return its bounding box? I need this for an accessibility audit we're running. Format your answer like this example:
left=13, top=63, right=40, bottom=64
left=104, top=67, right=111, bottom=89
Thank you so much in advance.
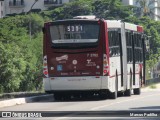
left=49, top=23, right=100, bottom=48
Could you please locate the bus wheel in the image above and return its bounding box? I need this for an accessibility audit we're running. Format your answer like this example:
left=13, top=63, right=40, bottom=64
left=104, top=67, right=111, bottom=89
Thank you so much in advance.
left=124, top=74, right=132, bottom=96
left=99, top=90, right=108, bottom=99
left=54, top=93, right=62, bottom=101
left=133, top=88, right=141, bottom=95
left=109, top=76, right=118, bottom=99
left=124, top=89, right=131, bottom=96
left=63, top=94, right=71, bottom=101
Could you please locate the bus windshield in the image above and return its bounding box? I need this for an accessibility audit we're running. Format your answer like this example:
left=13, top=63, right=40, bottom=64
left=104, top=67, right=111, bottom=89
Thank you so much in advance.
left=49, top=22, right=100, bottom=48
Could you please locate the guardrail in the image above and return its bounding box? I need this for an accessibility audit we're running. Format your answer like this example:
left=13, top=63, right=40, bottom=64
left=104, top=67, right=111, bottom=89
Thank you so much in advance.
left=145, top=78, right=160, bottom=86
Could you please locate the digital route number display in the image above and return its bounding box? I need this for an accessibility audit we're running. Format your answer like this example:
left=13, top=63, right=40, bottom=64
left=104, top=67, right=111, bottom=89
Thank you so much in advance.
left=65, top=25, right=83, bottom=33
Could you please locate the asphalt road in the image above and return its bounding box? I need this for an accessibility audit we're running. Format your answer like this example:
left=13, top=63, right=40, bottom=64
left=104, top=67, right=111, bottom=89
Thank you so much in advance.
left=0, top=89, right=160, bottom=120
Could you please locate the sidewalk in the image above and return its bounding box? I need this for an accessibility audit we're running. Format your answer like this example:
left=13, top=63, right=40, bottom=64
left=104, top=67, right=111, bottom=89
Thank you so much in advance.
left=0, top=94, right=52, bottom=108
left=142, top=83, right=160, bottom=91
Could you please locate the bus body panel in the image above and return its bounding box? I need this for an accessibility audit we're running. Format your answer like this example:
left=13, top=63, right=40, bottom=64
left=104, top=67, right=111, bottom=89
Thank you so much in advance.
left=47, top=52, right=103, bottom=77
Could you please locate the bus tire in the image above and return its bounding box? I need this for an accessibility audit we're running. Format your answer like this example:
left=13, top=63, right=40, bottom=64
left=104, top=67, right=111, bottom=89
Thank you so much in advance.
left=99, top=90, right=108, bottom=99
left=124, top=89, right=131, bottom=96
left=133, top=88, right=141, bottom=95
left=63, top=94, right=71, bottom=101
left=54, top=93, right=62, bottom=101
left=109, top=76, right=118, bottom=99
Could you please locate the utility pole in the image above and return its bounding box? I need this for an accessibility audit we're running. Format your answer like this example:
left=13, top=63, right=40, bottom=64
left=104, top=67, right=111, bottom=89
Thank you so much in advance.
left=29, top=0, right=38, bottom=41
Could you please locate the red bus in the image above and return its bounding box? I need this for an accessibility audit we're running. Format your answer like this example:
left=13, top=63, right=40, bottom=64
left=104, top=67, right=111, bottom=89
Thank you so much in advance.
left=43, top=16, right=145, bottom=100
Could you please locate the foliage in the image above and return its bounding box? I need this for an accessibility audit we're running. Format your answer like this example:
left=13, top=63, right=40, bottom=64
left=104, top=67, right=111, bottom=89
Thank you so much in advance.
left=134, top=0, right=160, bottom=19
left=51, top=0, right=93, bottom=20
left=1, top=0, right=160, bottom=93
left=92, top=0, right=133, bottom=20
left=0, top=14, right=43, bottom=93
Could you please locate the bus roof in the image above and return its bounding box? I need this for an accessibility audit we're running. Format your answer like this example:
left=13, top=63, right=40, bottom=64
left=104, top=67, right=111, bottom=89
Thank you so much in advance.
left=106, top=20, right=121, bottom=28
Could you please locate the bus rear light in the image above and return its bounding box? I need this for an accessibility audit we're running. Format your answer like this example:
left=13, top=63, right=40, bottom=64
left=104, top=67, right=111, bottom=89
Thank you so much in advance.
left=104, top=66, right=108, bottom=69
left=43, top=68, right=47, bottom=71
left=95, top=76, right=100, bottom=78
left=103, top=70, right=107, bottom=73
left=103, top=54, right=109, bottom=76
left=44, top=71, right=48, bottom=75
left=43, top=63, right=47, bottom=66
left=103, top=61, right=108, bottom=65
left=43, top=55, right=49, bottom=78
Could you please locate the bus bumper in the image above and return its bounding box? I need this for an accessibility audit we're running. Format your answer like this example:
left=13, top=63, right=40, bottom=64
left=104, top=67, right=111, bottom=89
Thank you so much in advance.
left=43, top=76, right=108, bottom=91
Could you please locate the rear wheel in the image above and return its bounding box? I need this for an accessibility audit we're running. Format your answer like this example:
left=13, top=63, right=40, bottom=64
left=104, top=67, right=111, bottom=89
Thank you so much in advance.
left=99, top=90, right=108, bottom=99
left=124, top=89, right=131, bottom=96
left=133, top=88, right=141, bottom=95
left=124, top=74, right=132, bottom=96
left=54, top=93, right=63, bottom=101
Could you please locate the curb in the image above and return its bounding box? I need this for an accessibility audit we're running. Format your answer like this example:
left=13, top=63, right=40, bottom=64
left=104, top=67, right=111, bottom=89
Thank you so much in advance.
left=0, top=94, right=53, bottom=108
left=141, top=88, right=160, bottom=92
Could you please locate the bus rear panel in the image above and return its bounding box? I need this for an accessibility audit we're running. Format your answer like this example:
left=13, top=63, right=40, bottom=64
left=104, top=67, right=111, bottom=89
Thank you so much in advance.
left=43, top=19, right=107, bottom=94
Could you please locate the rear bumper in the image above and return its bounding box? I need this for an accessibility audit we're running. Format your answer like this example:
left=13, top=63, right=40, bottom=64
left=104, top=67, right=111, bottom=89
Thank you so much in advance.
left=43, top=76, right=108, bottom=91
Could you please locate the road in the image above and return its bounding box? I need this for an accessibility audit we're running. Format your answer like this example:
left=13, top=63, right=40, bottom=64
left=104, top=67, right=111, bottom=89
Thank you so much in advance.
left=0, top=89, right=160, bottom=120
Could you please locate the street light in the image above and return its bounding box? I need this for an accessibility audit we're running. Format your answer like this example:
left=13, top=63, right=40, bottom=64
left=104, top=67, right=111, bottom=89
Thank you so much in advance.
left=28, top=0, right=38, bottom=41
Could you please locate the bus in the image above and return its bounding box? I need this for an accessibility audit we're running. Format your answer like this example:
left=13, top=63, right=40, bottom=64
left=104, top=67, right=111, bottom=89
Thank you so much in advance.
left=43, top=16, right=146, bottom=100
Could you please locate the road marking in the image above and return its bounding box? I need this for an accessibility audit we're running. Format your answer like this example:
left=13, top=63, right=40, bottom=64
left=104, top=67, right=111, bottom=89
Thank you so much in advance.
left=90, top=93, right=160, bottom=110
left=54, top=92, right=160, bottom=120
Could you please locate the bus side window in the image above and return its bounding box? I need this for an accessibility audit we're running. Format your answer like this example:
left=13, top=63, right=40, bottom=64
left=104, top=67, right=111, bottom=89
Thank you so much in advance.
left=126, top=31, right=133, bottom=63
left=108, top=29, right=120, bottom=57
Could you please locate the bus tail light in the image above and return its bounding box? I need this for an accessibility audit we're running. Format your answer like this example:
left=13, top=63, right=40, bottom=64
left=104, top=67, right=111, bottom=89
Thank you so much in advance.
left=43, top=55, right=49, bottom=78
left=103, top=54, right=109, bottom=76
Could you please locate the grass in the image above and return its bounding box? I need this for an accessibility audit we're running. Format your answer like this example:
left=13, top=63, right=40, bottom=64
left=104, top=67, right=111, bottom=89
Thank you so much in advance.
left=149, top=84, right=157, bottom=89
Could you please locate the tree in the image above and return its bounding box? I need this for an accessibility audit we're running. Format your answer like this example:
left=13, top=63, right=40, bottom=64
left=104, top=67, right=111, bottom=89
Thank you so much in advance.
left=134, top=0, right=160, bottom=19
left=92, top=0, right=133, bottom=20
left=0, top=14, right=43, bottom=93
left=51, top=0, right=93, bottom=20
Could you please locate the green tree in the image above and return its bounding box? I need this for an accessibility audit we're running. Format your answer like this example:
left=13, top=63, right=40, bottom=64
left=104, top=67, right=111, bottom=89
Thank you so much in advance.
left=134, top=0, right=160, bottom=19
left=92, top=0, right=133, bottom=20
left=0, top=14, right=43, bottom=93
left=41, top=0, right=93, bottom=20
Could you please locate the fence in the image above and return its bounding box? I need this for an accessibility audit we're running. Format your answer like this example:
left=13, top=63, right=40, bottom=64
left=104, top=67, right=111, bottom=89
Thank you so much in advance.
left=145, top=78, right=160, bottom=86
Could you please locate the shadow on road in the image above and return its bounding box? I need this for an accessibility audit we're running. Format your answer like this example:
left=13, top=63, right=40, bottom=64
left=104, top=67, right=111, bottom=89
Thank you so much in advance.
left=36, top=92, right=126, bottom=103
left=130, top=106, right=160, bottom=110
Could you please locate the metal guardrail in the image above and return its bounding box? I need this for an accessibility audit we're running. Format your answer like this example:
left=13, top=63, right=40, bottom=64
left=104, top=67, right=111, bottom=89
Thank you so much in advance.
left=145, top=78, right=160, bottom=86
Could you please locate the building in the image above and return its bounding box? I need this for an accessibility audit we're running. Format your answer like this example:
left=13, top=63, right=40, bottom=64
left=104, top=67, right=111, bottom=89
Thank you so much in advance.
left=0, top=0, right=4, bottom=18
left=122, top=0, right=160, bottom=21
left=0, top=0, right=70, bottom=18
left=122, top=0, right=133, bottom=5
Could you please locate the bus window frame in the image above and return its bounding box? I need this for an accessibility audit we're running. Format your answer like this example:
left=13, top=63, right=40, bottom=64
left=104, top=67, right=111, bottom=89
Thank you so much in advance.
left=108, top=28, right=121, bottom=57
left=48, top=20, right=101, bottom=49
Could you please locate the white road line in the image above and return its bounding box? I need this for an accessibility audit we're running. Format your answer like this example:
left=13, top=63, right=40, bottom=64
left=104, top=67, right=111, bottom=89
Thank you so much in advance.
left=90, top=93, right=160, bottom=110
left=54, top=92, right=160, bottom=120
